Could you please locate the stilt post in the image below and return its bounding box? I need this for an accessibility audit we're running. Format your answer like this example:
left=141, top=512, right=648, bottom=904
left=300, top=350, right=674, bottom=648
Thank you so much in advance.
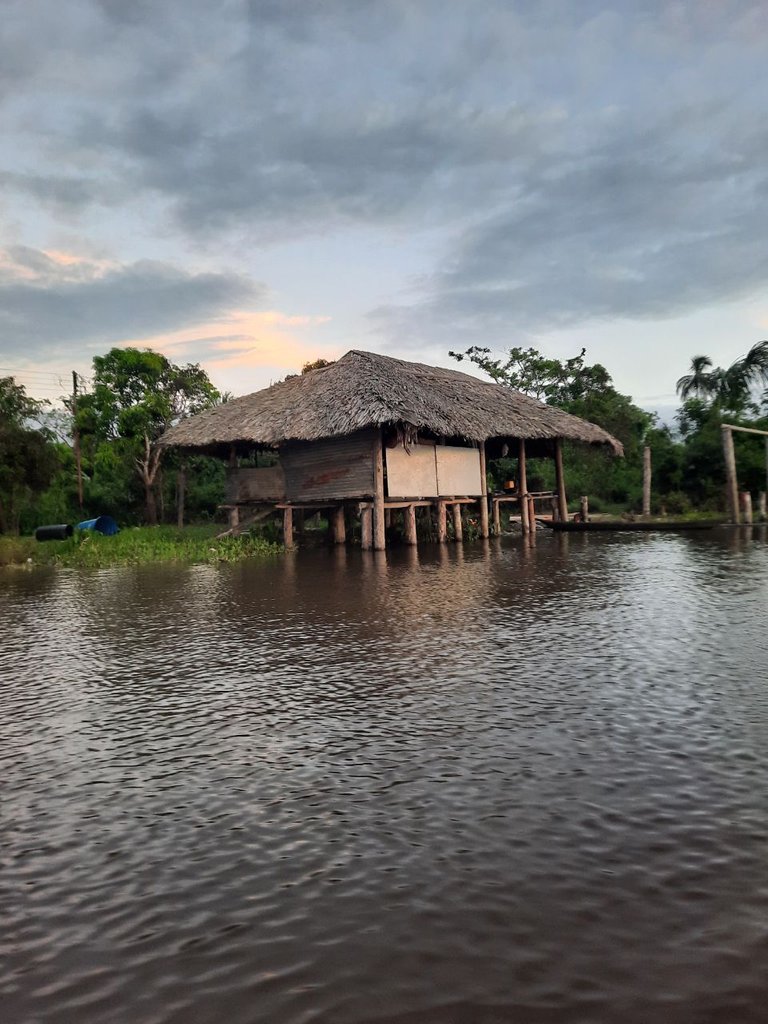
left=361, top=505, right=373, bottom=550
left=478, top=441, right=490, bottom=538
left=758, top=491, right=767, bottom=522
left=492, top=498, right=501, bottom=535
left=642, top=445, right=651, bottom=517
left=283, top=505, right=294, bottom=548
left=436, top=500, right=447, bottom=543
left=373, top=429, right=386, bottom=550
left=740, top=492, right=753, bottom=525
left=554, top=438, right=568, bottom=522
left=518, top=438, right=529, bottom=533
left=452, top=503, right=463, bottom=542
left=580, top=495, right=589, bottom=523
left=332, top=504, right=346, bottom=544
left=404, top=504, right=417, bottom=546
left=722, top=426, right=739, bottom=524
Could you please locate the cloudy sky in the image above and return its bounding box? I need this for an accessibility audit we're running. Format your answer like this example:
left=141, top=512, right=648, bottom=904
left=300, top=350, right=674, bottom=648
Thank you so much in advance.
left=2, top=0, right=768, bottom=414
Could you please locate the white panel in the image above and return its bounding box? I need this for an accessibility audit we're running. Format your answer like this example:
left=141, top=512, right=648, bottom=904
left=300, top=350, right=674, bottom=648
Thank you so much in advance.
left=385, top=444, right=438, bottom=498
left=436, top=447, right=482, bottom=496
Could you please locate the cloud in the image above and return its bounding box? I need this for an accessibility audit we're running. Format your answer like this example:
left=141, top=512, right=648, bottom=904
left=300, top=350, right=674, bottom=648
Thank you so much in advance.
left=3, top=0, right=768, bottom=351
left=0, top=246, right=264, bottom=357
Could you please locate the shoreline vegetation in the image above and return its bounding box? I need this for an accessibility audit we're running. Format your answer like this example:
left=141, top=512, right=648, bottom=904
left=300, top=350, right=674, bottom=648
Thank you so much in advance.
left=0, top=525, right=281, bottom=569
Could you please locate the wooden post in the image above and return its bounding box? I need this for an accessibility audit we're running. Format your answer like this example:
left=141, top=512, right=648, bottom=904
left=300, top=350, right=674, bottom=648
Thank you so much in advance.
left=527, top=494, right=536, bottom=531
left=332, top=504, right=346, bottom=544
left=518, top=438, right=529, bottom=533
left=283, top=505, right=294, bottom=548
left=580, top=495, right=589, bottom=523
left=229, top=444, right=238, bottom=468
left=361, top=505, right=373, bottom=550
left=404, top=504, right=417, bottom=546
left=228, top=505, right=240, bottom=533
left=176, top=461, right=186, bottom=528
left=492, top=498, right=501, bottom=536
left=452, top=503, right=463, bottom=542
left=758, top=491, right=767, bottom=522
left=436, top=500, right=447, bottom=543
left=740, top=492, right=753, bottom=525
left=642, top=445, right=651, bottom=517
left=722, top=426, right=739, bottom=524
left=478, top=441, right=489, bottom=538
left=373, top=429, right=386, bottom=550
left=71, top=371, right=84, bottom=510
left=554, top=438, right=568, bottom=522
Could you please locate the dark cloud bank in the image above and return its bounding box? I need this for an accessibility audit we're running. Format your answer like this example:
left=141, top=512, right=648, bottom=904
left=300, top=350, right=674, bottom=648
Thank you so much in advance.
left=2, top=0, right=768, bottom=354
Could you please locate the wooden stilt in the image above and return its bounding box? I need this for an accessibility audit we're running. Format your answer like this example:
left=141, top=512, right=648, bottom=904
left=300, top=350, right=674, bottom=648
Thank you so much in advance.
left=758, top=491, right=767, bottom=522
left=332, top=504, right=346, bottom=544
left=740, top=492, right=753, bottom=524
left=527, top=494, right=536, bottom=531
left=642, top=446, right=652, bottom=517
left=373, top=429, right=386, bottom=550
left=722, top=426, right=739, bottom=524
left=554, top=438, right=568, bottom=522
left=452, top=502, right=463, bottom=542
left=361, top=506, right=373, bottom=550
left=518, top=438, right=529, bottom=533
left=492, top=497, right=501, bottom=535
left=404, top=504, right=417, bottom=546
left=436, top=500, right=447, bottom=543
left=580, top=495, right=589, bottom=523
left=228, top=505, right=240, bottom=532
left=283, top=505, right=294, bottom=548
left=479, top=441, right=489, bottom=538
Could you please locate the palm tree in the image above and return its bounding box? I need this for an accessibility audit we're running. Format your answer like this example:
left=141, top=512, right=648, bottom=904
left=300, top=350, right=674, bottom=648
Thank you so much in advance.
left=676, top=355, right=717, bottom=401
left=677, top=342, right=768, bottom=409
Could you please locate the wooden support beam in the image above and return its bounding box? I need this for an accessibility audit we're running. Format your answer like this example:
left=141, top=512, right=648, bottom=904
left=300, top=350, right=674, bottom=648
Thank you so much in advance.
left=492, top=497, right=501, bottom=535
left=228, top=505, right=240, bottom=533
left=722, top=426, right=740, bottom=524
left=479, top=441, right=489, bottom=538
left=518, top=438, right=529, bottom=534
left=373, top=428, right=386, bottom=550
left=361, top=506, right=373, bottom=550
left=283, top=505, right=294, bottom=548
left=642, top=445, right=651, bottom=517
left=580, top=495, right=589, bottom=523
left=452, top=502, right=463, bottom=542
left=527, top=494, right=536, bottom=531
left=436, top=500, right=447, bottom=543
left=404, top=504, right=417, bottom=546
left=758, top=491, right=767, bottom=522
left=554, top=438, right=568, bottom=523
left=332, top=504, right=346, bottom=544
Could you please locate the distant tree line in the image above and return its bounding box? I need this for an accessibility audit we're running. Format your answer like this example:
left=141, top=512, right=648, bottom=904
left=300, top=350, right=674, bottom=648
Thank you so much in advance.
left=451, top=342, right=768, bottom=514
left=2, top=342, right=767, bottom=536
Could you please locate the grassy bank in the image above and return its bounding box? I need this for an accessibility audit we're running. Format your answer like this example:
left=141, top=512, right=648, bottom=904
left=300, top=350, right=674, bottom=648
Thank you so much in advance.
left=0, top=525, right=281, bottom=568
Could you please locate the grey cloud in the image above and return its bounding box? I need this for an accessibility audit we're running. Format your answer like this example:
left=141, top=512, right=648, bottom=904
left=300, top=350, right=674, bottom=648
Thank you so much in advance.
left=0, top=248, right=264, bottom=358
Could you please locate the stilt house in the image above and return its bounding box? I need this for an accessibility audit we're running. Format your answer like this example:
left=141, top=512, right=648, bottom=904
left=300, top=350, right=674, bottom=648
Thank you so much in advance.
left=159, top=350, right=623, bottom=548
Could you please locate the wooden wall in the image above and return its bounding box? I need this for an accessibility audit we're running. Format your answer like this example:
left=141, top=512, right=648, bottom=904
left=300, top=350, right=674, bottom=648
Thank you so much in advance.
left=226, top=466, right=286, bottom=503
left=281, top=428, right=377, bottom=502
left=386, top=442, right=482, bottom=497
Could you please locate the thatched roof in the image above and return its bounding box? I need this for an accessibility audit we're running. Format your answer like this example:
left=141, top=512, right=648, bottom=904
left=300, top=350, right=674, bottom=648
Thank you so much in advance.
left=159, top=349, right=623, bottom=455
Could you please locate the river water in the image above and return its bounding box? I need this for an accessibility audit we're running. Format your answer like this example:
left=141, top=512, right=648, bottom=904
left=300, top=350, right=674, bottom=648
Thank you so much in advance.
left=2, top=529, right=768, bottom=1024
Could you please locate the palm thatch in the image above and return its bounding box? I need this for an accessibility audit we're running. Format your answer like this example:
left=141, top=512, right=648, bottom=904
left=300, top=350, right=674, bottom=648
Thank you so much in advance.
left=159, top=349, right=623, bottom=455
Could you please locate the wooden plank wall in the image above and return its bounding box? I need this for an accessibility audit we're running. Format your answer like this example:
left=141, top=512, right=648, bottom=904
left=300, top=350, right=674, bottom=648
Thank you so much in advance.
left=281, top=428, right=377, bottom=502
left=226, top=466, right=286, bottom=503
left=386, top=442, right=482, bottom=498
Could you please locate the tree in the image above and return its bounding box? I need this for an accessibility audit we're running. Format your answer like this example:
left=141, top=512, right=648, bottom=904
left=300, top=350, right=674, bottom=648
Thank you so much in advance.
left=78, top=348, right=220, bottom=524
left=0, top=378, right=58, bottom=534
left=676, top=341, right=768, bottom=413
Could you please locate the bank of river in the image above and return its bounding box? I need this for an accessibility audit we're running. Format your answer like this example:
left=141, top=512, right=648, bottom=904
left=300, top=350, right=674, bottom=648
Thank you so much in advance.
left=2, top=528, right=767, bottom=1024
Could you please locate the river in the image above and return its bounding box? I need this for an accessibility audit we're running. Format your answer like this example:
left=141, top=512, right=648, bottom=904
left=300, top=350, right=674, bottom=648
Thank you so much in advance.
left=2, top=529, right=768, bottom=1024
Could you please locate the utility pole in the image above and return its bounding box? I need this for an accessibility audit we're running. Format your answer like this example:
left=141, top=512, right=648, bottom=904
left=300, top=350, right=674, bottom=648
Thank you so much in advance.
left=72, top=371, right=84, bottom=510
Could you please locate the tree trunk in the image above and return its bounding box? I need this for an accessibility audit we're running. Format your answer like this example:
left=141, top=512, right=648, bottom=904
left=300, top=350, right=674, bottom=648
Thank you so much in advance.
left=145, top=483, right=158, bottom=526
left=177, top=462, right=186, bottom=528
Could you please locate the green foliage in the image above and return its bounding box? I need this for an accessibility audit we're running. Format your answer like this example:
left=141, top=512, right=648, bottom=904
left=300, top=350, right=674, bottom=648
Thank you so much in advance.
left=0, top=525, right=280, bottom=568
left=676, top=341, right=768, bottom=413
left=0, top=378, right=59, bottom=533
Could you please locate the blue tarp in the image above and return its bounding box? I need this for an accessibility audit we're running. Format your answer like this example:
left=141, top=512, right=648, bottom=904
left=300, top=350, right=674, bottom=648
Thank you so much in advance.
left=77, top=515, right=119, bottom=536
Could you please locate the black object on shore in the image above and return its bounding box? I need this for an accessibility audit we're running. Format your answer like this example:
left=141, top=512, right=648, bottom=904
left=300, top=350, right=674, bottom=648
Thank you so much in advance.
left=34, top=524, right=74, bottom=541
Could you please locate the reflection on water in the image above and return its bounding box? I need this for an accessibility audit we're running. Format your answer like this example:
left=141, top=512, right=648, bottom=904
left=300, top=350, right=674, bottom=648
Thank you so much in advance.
left=2, top=528, right=768, bottom=1024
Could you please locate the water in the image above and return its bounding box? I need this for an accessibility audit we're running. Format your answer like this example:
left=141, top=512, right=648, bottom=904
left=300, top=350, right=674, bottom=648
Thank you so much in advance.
left=2, top=529, right=768, bottom=1024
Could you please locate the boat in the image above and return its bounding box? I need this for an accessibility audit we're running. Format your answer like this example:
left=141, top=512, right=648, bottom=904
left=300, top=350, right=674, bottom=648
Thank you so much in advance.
left=543, top=519, right=718, bottom=532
